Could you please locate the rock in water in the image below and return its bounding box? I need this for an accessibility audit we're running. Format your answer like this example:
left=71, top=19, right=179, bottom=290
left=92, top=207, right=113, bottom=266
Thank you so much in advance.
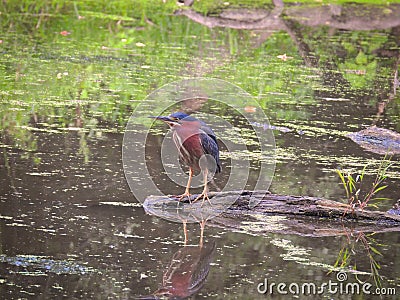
left=347, top=126, right=400, bottom=155
left=387, top=199, right=400, bottom=216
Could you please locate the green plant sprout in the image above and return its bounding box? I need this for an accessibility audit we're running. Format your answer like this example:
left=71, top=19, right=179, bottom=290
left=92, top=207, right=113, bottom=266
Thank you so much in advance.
left=335, top=155, right=392, bottom=212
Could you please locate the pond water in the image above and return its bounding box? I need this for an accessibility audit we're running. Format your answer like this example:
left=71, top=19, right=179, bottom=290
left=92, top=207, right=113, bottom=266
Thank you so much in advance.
left=1, top=2, right=399, bottom=299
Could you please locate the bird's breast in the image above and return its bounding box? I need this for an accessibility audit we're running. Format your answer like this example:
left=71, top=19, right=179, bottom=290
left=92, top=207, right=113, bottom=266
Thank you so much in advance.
left=172, top=131, right=204, bottom=168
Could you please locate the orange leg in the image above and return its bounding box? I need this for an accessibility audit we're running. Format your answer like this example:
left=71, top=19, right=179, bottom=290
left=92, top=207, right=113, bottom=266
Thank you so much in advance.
left=193, top=169, right=212, bottom=206
left=199, top=219, right=206, bottom=247
left=178, top=167, right=193, bottom=201
left=191, top=214, right=207, bottom=247
left=183, top=220, right=188, bottom=245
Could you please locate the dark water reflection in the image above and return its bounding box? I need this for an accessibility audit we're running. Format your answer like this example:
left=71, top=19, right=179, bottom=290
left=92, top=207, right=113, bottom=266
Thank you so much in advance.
left=1, top=1, right=400, bottom=299
left=1, top=130, right=399, bottom=298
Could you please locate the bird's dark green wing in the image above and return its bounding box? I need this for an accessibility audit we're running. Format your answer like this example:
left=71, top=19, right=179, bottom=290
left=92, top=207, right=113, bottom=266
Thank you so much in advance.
left=199, top=122, right=218, bottom=143
left=199, top=131, right=221, bottom=173
left=188, top=242, right=216, bottom=294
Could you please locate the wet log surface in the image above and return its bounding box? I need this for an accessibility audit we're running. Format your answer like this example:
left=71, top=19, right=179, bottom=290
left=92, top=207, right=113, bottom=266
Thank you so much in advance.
left=143, top=190, right=400, bottom=237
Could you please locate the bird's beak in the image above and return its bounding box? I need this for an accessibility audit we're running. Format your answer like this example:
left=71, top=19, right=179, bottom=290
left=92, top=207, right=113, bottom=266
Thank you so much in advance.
left=148, top=116, right=179, bottom=126
left=148, top=116, right=170, bottom=122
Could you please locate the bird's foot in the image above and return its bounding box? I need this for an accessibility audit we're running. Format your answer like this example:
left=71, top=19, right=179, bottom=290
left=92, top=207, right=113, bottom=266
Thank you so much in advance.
left=192, top=192, right=212, bottom=207
left=176, top=192, right=192, bottom=203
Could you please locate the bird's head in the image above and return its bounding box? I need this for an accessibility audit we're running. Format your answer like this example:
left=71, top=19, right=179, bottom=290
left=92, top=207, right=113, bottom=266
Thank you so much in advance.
left=149, top=112, right=197, bottom=128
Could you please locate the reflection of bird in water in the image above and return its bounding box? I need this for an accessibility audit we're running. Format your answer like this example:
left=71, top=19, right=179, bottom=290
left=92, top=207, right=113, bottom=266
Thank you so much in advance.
left=137, top=218, right=214, bottom=300
left=137, top=242, right=216, bottom=300
left=157, top=242, right=216, bottom=299
left=150, top=112, right=221, bottom=205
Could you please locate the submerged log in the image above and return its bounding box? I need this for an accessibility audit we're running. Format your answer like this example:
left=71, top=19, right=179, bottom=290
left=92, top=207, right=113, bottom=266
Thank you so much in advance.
left=143, top=190, right=400, bottom=237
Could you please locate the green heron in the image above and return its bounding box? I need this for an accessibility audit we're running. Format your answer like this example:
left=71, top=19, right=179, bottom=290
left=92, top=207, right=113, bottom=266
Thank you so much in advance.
left=150, top=112, right=221, bottom=205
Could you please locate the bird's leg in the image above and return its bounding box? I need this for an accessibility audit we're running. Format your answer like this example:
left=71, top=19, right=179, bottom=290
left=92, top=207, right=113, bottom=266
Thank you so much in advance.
left=193, top=169, right=212, bottom=206
left=183, top=219, right=188, bottom=246
left=177, top=167, right=193, bottom=202
left=199, top=218, right=206, bottom=248
left=191, top=214, right=207, bottom=247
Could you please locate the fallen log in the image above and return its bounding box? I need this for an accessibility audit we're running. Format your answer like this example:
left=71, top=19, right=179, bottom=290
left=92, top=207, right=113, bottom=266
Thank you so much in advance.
left=143, top=190, right=400, bottom=237
left=174, top=4, right=400, bottom=31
